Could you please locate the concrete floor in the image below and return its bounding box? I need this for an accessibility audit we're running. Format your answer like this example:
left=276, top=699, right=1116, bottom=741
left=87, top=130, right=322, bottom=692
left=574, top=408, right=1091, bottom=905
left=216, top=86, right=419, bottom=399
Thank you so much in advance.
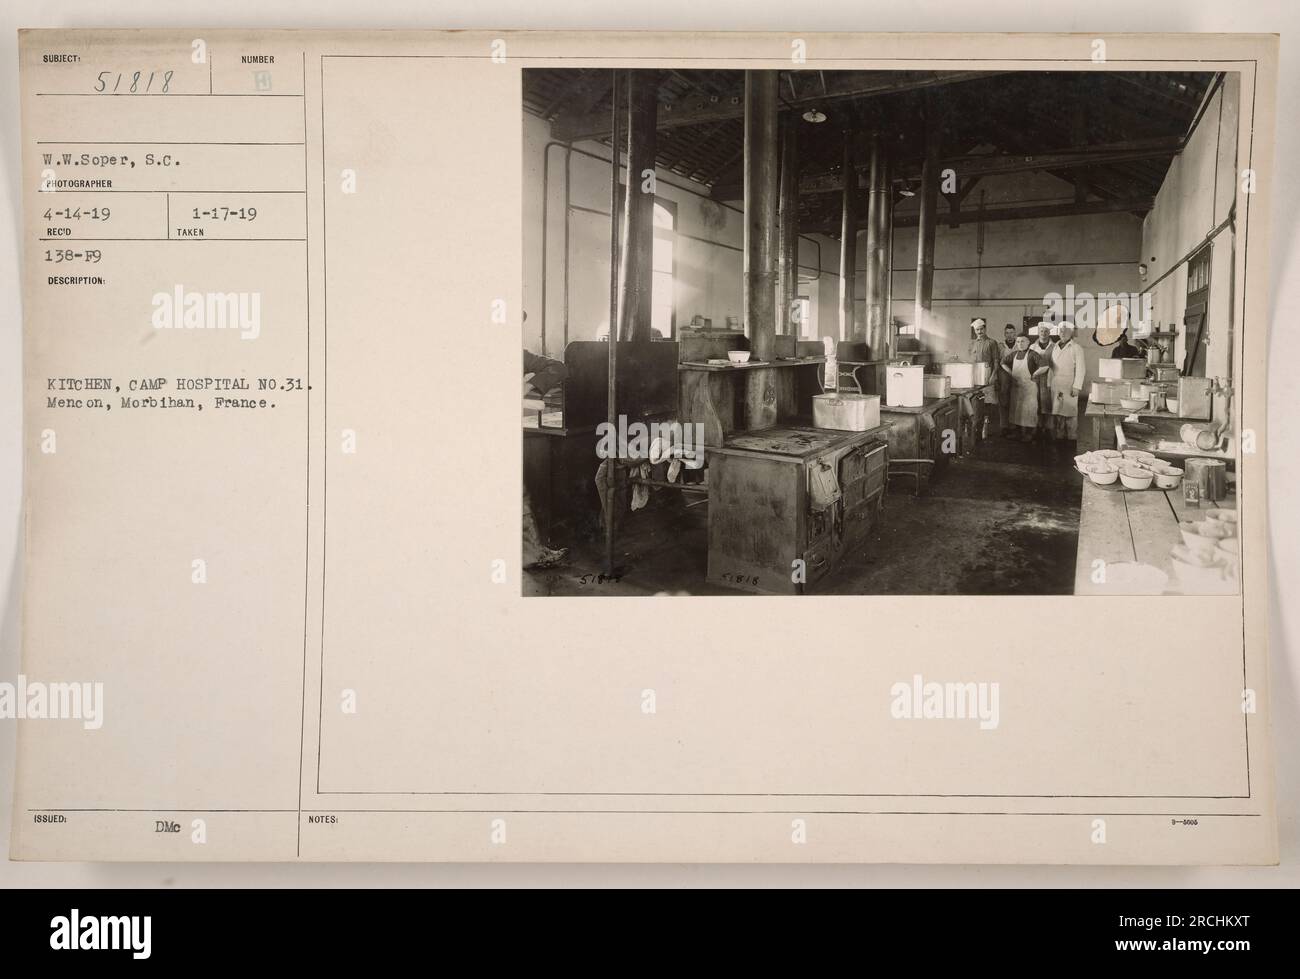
left=524, top=432, right=1082, bottom=597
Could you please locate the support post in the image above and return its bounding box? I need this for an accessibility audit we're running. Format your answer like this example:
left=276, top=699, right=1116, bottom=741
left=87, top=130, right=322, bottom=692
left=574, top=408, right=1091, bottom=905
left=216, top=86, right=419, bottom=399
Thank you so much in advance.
left=864, top=133, right=891, bottom=358
left=838, top=134, right=858, bottom=342
left=743, top=70, right=780, bottom=430
left=777, top=117, right=799, bottom=337
left=914, top=114, right=940, bottom=345
left=604, top=70, right=621, bottom=576
left=617, top=69, right=659, bottom=341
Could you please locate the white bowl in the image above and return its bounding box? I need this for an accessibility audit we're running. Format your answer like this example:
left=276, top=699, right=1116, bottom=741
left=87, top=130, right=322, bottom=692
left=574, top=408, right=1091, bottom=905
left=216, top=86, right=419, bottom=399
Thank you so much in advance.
left=1122, top=450, right=1156, bottom=463
left=1074, top=453, right=1096, bottom=474
left=727, top=350, right=751, bottom=364
left=1178, top=521, right=1218, bottom=554
left=1119, top=467, right=1153, bottom=490
left=1152, top=467, right=1183, bottom=490
left=1086, top=463, right=1119, bottom=486
left=1195, top=519, right=1233, bottom=541
left=1120, top=397, right=1147, bottom=410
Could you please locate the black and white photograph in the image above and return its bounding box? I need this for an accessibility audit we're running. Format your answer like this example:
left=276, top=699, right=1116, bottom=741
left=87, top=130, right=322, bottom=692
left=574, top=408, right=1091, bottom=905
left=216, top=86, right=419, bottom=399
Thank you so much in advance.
left=522, top=67, right=1245, bottom=596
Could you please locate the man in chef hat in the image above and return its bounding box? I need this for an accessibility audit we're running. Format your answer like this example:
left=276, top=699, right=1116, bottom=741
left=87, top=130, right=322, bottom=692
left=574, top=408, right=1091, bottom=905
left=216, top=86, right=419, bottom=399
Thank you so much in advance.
left=968, top=318, right=1003, bottom=439
left=1048, top=320, right=1088, bottom=447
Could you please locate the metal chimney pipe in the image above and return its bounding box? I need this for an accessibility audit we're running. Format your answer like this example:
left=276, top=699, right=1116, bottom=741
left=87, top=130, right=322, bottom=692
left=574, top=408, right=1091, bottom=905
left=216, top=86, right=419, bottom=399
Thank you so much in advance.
left=864, top=132, right=890, bottom=357
left=838, top=135, right=858, bottom=342
left=616, top=69, right=659, bottom=341
left=914, top=114, right=941, bottom=345
left=777, top=117, right=799, bottom=337
left=743, top=70, right=780, bottom=362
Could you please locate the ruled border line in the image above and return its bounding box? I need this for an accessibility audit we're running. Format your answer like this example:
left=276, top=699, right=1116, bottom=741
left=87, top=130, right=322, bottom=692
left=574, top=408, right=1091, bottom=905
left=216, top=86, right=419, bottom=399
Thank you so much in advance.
left=309, top=54, right=1261, bottom=807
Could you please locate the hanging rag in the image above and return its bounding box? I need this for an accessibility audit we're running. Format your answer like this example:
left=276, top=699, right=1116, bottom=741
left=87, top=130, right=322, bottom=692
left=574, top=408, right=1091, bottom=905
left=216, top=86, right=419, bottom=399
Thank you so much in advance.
left=631, top=463, right=652, bottom=511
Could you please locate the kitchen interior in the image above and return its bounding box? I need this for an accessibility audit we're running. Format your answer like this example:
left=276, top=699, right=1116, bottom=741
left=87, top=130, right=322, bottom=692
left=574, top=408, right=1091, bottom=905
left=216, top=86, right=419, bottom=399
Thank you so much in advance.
left=522, top=68, right=1242, bottom=596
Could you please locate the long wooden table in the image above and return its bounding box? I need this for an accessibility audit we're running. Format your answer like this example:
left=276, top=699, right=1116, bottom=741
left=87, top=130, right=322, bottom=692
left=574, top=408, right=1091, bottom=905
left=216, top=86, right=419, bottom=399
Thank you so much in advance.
left=1074, top=478, right=1237, bottom=595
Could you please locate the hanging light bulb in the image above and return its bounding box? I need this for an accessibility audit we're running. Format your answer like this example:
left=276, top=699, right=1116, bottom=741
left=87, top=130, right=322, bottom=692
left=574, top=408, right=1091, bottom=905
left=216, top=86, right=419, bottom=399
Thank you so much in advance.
left=801, top=107, right=827, bottom=124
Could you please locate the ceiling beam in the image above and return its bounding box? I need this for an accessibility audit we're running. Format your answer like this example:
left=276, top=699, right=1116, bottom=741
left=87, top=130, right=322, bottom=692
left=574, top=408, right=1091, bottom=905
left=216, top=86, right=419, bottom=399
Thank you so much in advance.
left=1107, top=73, right=1201, bottom=111
left=802, top=196, right=1155, bottom=235
left=713, top=136, right=1184, bottom=200
left=538, top=68, right=598, bottom=121
left=550, top=70, right=1006, bottom=141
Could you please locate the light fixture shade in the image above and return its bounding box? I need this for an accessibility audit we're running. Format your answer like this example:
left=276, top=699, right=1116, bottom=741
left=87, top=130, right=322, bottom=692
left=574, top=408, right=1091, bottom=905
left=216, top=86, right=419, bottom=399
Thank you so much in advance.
left=801, top=108, right=826, bottom=123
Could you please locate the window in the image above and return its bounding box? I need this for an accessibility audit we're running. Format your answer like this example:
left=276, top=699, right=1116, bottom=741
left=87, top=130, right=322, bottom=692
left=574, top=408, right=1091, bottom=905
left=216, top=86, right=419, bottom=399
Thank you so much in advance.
left=651, top=200, right=676, bottom=339
left=1184, top=243, right=1211, bottom=375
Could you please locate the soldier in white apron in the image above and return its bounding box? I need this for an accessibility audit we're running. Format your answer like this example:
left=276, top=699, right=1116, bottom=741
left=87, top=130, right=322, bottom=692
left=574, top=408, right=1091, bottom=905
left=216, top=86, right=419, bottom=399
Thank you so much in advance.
left=1000, top=336, right=1050, bottom=441
left=1049, top=322, right=1088, bottom=442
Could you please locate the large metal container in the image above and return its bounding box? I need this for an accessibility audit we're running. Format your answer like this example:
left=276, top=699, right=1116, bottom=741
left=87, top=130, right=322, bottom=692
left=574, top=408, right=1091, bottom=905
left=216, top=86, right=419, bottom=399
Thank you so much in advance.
left=886, top=364, right=925, bottom=407
left=1177, top=376, right=1213, bottom=420
left=812, top=393, right=881, bottom=431
left=971, top=361, right=994, bottom=386
left=1090, top=380, right=1125, bottom=405
left=923, top=374, right=952, bottom=399
left=941, top=362, right=976, bottom=389
left=1099, top=358, right=1147, bottom=380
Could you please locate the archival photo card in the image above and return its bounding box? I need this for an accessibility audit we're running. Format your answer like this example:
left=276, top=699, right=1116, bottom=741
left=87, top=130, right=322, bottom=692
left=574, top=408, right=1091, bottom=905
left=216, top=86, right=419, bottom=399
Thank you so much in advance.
left=13, top=29, right=1278, bottom=864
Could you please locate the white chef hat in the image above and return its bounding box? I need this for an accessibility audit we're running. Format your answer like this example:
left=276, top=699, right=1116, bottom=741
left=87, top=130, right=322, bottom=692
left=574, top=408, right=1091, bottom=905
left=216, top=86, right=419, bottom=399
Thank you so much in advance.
left=970, top=317, right=987, bottom=328
left=1049, top=324, right=1061, bottom=337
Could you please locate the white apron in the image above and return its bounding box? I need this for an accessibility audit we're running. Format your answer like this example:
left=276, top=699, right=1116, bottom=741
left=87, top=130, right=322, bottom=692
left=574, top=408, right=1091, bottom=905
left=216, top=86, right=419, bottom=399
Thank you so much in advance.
left=1050, top=342, right=1082, bottom=418
left=1010, top=354, right=1037, bottom=428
